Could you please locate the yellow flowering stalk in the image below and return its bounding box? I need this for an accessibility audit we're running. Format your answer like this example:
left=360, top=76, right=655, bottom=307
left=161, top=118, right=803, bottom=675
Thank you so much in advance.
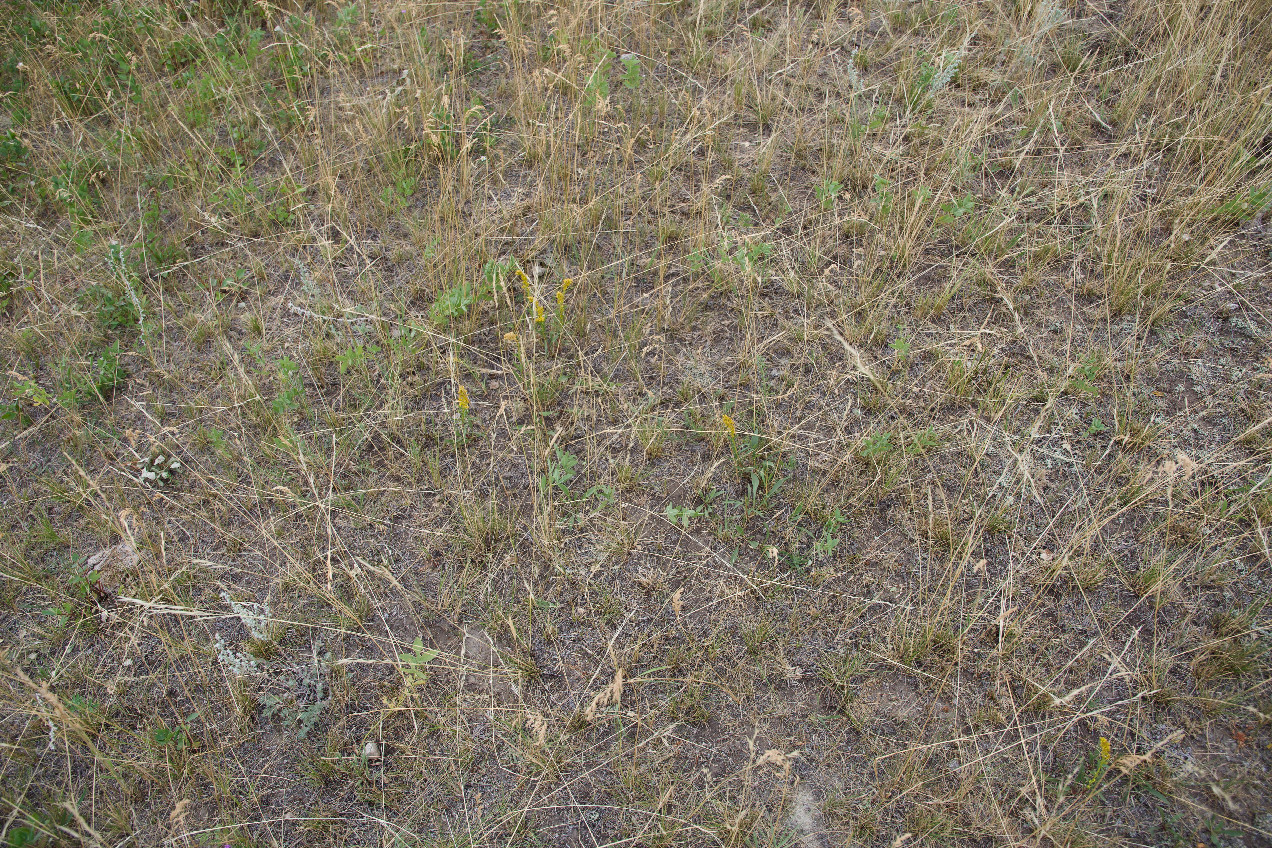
left=533, top=298, right=545, bottom=323
left=554, top=277, right=571, bottom=322
left=457, top=385, right=470, bottom=413
left=515, top=268, right=530, bottom=291
left=722, top=414, right=736, bottom=438
left=1085, top=736, right=1112, bottom=791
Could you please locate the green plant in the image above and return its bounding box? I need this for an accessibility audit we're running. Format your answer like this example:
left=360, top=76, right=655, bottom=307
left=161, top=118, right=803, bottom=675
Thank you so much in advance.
left=1055, top=736, right=1113, bottom=800
left=1, top=375, right=49, bottom=426
left=59, top=343, right=127, bottom=405
left=1067, top=354, right=1102, bottom=397
left=271, top=356, right=305, bottom=415
left=430, top=261, right=505, bottom=325
left=136, top=449, right=182, bottom=486
left=906, top=428, right=940, bottom=454
left=399, top=637, right=439, bottom=686
left=544, top=448, right=578, bottom=497
left=152, top=721, right=190, bottom=751
left=731, top=238, right=773, bottom=272
left=51, top=7, right=148, bottom=116
left=815, top=178, right=844, bottom=210
left=336, top=341, right=380, bottom=375
left=936, top=192, right=975, bottom=225
left=889, top=329, right=912, bottom=361
left=871, top=174, right=895, bottom=217
left=620, top=54, right=641, bottom=90
left=728, top=433, right=787, bottom=510
left=813, top=508, right=846, bottom=559
left=1210, top=184, right=1270, bottom=226
left=261, top=694, right=326, bottom=740
left=904, top=48, right=963, bottom=114
left=0, top=264, right=17, bottom=311
left=0, top=130, right=30, bottom=198
left=859, top=432, right=893, bottom=461
left=665, top=503, right=709, bottom=528
left=84, top=284, right=140, bottom=332
left=818, top=650, right=866, bottom=706
left=584, top=49, right=614, bottom=106
left=262, top=648, right=332, bottom=739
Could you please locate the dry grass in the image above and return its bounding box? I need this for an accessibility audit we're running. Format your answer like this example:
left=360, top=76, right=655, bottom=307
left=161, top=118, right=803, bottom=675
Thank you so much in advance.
left=1, top=0, right=1270, bottom=844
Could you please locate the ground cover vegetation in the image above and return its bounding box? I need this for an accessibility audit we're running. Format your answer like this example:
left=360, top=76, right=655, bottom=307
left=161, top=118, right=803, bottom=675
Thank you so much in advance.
left=0, top=0, right=1270, bottom=843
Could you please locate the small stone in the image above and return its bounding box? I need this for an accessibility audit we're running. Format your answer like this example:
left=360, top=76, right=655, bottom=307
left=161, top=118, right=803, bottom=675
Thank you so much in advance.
left=363, top=741, right=382, bottom=760
left=85, top=541, right=140, bottom=597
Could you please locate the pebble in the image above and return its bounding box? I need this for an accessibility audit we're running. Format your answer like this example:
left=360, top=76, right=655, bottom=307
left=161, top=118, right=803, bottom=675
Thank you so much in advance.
left=363, top=741, right=383, bottom=760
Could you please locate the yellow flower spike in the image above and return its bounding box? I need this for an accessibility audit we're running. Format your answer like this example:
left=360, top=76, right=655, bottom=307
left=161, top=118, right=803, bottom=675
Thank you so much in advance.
left=502, top=331, right=518, bottom=346
left=1098, top=737, right=1111, bottom=765
left=515, top=268, right=530, bottom=290
left=555, top=289, right=565, bottom=308
left=722, top=414, right=736, bottom=438
left=534, top=299, right=545, bottom=323
left=457, top=385, right=469, bottom=413
left=561, top=277, right=573, bottom=291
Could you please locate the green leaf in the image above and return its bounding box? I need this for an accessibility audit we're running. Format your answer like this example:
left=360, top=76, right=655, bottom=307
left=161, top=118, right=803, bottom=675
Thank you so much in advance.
left=401, top=636, right=439, bottom=686
left=620, top=55, right=641, bottom=90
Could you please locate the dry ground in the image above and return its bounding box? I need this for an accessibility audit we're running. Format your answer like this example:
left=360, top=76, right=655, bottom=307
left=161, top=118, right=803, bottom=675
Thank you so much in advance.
left=1, top=0, right=1271, bottom=844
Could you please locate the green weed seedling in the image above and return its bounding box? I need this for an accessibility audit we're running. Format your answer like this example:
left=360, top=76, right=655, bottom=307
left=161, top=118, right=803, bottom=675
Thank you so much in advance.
left=400, top=636, right=439, bottom=686
left=1211, top=184, right=1270, bottom=226
left=262, top=649, right=332, bottom=739
left=336, top=341, right=380, bottom=375
left=1, top=374, right=49, bottom=427
left=889, top=329, right=912, bottom=362
left=1067, top=353, right=1102, bottom=398
left=871, top=174, right=895, bottom=218
left=620, top=54, right=641, bottom=90
left=816, top=178, right=843, bottom=211
left=665, top=503, right=709, bottom=528
left=584, top=49, right=614, bottom=107
left=905, top=48, right=963, bottom=114
left=152, top=720, right=191, bottom=752
left=56, top=344, right=127, bottom=407
left=137, top=448, right=181, bottom=486
left=937, top=193, right=975, bottom=226
left=261, top=694, right=326, bottom=740
left=271, top=356, right=306, bottom=415
left=544, top=447, right=578, bottom=498
left=859, top=431, right=893, bottom=462
left=813, top=509, right=846, bottom=560
left=906, top=428, right=940, bottom=455
left=430, top=258, right=511, bottom=325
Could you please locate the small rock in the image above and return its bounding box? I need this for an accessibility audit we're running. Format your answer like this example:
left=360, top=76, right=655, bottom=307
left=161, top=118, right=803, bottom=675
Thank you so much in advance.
left=85, top=541, right=140, bottom=598
left=363, top=741, right=382, bottom=760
